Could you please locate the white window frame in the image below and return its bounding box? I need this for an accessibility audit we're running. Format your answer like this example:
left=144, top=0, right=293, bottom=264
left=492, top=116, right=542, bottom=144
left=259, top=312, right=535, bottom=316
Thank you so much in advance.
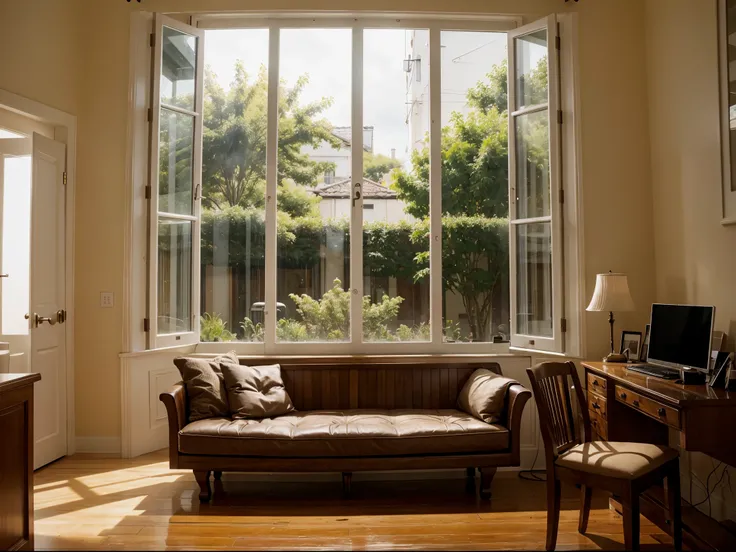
left=129, top=11, right=583, bottom=357
left=148, top=14, right=205, bottom=348
left=507, top=16, right=565, bottom=355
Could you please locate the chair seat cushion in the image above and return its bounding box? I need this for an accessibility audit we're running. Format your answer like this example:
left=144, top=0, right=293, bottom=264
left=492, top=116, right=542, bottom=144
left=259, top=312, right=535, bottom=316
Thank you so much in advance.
left=178, top=409, right=509, bottom=457
left=555, top=441, right=678, bottom=480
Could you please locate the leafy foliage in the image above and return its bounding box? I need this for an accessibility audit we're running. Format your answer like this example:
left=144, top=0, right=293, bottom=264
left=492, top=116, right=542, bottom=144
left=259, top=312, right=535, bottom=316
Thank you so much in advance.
left=363, top=151, right=402, bottom=182
left=202, top=63, right=340, bottom=213
left=200, top=312, right=236, bottom=342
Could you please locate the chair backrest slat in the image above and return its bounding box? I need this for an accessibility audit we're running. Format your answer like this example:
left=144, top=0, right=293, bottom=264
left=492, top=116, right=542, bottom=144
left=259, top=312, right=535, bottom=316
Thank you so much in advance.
left=527, top=361, right=591, bottom=459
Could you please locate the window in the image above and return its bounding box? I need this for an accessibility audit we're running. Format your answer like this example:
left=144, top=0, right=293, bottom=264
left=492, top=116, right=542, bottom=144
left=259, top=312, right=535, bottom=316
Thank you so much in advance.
left=145, top=14, right=576, bottom=355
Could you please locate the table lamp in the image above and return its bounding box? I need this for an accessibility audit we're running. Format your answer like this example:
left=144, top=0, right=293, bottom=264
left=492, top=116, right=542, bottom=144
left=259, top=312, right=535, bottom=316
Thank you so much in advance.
left=586, top=272, right=635, bottom=363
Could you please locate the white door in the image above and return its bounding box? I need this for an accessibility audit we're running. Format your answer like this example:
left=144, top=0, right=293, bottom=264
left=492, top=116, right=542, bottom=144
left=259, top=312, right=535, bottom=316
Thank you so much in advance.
left=30, top=133, right=67, bottom=469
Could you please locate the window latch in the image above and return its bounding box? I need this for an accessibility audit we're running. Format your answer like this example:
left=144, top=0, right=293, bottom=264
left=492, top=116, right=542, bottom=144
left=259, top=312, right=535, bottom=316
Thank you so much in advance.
left=352, top=183, right=361, bottom=208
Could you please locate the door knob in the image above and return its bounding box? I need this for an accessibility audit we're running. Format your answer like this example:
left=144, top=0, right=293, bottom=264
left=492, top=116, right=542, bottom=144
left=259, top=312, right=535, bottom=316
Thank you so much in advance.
left=24, top=313, right=57, bottom=327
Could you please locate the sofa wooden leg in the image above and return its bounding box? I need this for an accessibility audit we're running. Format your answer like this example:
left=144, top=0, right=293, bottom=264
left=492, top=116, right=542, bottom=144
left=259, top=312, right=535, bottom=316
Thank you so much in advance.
left=342, top=472, right=352, bottom=497
left=213, top=471, right=223, bottom=481
left=194, top=470, right=212, bottom=503
left=479, top=467, right=497, bottom=500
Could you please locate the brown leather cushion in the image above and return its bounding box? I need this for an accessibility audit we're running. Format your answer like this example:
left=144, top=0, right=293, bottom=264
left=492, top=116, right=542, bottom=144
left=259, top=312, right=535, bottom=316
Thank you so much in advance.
left=173, top=352, right=238, bottom=422
left=178, top=409, right=509, bottom=457
left=555, top=441, right=678, bottom=480
left=457, top=368, right=519, bottom=423
left=221, top=362, right=295, bottom=419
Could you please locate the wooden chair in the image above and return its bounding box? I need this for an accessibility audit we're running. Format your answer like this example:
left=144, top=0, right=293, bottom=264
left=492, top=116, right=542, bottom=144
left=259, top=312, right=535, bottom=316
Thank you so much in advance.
left=526, top=361, right=682, bottom=551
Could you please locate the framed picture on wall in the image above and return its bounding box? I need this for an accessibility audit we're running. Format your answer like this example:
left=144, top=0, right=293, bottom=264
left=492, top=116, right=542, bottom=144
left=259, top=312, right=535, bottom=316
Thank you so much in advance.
left=621, top=331, right=642, bottom=362
left=719, top=0, right=736, bottom=224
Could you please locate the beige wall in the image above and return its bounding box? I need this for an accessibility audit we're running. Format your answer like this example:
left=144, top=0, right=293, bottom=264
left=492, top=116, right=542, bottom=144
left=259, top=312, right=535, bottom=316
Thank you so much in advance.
left=0, top=0, right=80, bottom=115
left=646, top=0, right=736, bottom=519
left=3, top=0, right=658, bottom=443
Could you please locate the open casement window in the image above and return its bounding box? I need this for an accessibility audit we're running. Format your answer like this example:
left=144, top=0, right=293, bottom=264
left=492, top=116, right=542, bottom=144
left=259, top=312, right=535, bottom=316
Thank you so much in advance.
left=148, top=15, right=204, bottom=348
left=508, top=15, right=565, bottom=354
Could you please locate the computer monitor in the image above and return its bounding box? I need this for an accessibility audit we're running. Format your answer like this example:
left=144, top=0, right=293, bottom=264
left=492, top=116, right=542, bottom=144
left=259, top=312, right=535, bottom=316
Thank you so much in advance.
left=647, top=304, right=715, bottom=372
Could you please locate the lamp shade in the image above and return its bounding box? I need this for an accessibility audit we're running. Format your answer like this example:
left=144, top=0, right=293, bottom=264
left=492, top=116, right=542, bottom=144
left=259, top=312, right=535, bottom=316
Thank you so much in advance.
left=586, top=273, right=635, bottom=312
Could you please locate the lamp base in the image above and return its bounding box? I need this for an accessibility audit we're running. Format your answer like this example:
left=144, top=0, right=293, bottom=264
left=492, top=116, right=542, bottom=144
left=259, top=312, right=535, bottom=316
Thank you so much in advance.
left=603, top=352, right=628, bottom=363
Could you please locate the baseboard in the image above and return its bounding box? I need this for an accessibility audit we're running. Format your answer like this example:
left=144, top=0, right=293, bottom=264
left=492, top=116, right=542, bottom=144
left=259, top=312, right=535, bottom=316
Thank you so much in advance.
left=75, top=436, right=122, bottom=455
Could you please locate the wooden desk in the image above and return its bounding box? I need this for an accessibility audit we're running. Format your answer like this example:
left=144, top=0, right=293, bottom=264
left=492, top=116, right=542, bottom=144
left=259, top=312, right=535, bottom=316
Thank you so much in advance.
left=0, top=373, right=40, bottom=551
left=583, top=361, right=736, bottom=550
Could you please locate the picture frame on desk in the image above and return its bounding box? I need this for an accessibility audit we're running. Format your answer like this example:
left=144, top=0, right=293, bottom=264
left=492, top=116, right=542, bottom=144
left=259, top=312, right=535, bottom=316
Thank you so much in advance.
left=621, top=330, right=642, bottom=362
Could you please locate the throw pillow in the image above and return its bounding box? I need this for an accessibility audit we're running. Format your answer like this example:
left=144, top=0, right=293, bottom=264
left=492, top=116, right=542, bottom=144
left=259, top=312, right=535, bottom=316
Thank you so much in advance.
left=173, top=352, right=238, bottom=422
left=457, top=368, right=519, bottom=423
left=221, top=362, right=295, bottom=419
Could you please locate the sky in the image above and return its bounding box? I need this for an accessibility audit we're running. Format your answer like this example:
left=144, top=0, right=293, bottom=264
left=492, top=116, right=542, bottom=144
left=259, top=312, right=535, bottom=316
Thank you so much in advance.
left=203, top=28, right=508, bottom=165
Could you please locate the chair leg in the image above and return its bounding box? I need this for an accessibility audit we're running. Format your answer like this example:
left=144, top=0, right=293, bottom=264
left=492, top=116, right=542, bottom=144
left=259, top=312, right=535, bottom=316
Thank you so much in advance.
left=578, top=484, right=593, bottom=534
left=545, top=477, right=561, bottom=551
left=194, top=470, right=212, bottom=503
left=667, top=461, right=683, bottom=552
left=479, top=467, right=497, bottom=500
left=466, top=467, right=476, bottom=492
left=342, top=472, right=352, bottom=497
left=622, top=490, right=640, bottom=552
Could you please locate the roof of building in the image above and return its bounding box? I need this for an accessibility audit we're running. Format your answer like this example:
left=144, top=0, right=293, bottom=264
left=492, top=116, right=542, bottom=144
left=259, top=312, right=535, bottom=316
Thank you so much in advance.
left=312, top=178, right=397, bottom=199
left=331, top=126, right=374, bottom=152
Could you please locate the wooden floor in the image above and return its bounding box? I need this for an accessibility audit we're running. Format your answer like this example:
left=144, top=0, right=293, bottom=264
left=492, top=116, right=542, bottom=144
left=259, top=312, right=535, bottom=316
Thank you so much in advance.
left=33, top=450, right=676, bottom=551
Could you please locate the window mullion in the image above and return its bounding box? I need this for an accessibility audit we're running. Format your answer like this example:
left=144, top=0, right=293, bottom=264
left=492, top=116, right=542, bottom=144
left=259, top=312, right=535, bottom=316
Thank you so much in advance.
left=429, top=28, right=443, bottom=349
left=351, top=25, right=364, bottom=348
left=264, top=26, right=279, bottom=354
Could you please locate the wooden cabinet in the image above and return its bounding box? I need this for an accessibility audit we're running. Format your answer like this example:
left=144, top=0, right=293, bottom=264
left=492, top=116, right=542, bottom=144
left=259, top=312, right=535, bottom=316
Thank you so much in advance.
left=0, top=373, right=40, bottom=551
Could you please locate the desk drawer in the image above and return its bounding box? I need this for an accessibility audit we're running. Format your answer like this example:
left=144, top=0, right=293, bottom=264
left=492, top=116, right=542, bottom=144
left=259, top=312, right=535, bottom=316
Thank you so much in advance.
left=615, top=385, right=680, bottom=429
left=587, top=372, right=607, bottom=394
left=589, top=409, right=608, bottom=440
left=588, top=392, right=607, bottom=419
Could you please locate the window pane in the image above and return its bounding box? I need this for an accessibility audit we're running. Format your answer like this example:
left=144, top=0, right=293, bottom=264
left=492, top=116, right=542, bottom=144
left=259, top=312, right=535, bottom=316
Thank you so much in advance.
left=362, top=29, right=430, bottom=342
left=514, top=29, right=548, bottom=109
left=200, top=29, right=269, bottom=343
left=515, top=222, right=552, bottom=337
left=158, top=109, right=193, bottom=215
left=439, top=30, right=510, bottom=343
left=2, top=155, right=31, bottom=335
left=277, top=29, right=352, bottom=343
left=515, top=109, right=550, bottom=219
left=158, top=219, right=192, bottom=334
left=161, top=26, right=197, bottom=110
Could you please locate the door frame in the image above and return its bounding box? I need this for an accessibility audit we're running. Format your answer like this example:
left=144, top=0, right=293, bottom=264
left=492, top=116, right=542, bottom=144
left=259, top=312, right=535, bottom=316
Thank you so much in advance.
left=0, top=87, right=77, bottom=457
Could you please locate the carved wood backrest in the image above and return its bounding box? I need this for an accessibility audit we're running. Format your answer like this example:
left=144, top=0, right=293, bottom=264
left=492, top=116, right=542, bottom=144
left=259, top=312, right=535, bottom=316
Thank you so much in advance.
left=239, top=359, right=502, bottom=411
left=526, top=361, right=590, bottom=458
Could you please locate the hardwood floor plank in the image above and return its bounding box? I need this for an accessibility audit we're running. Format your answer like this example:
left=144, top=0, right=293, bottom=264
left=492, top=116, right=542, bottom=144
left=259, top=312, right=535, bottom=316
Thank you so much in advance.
left=32, top=450, right=676, bottom=551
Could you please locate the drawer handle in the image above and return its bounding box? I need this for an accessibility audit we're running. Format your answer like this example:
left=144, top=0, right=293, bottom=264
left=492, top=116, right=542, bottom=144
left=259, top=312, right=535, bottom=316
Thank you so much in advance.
left=658, top=407, right=666, bottom=417
left=592, top=380, right=599, bottom=386
left=620, top=392, right=627, bottom=399
left=592, top=402, right=601, bottom=409
left=632, top=400, right=640, bottom=407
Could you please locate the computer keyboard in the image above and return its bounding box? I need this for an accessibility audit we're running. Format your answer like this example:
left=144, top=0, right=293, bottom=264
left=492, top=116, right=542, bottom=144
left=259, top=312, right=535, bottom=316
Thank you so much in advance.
left=627, top=364, right=680, bottom=380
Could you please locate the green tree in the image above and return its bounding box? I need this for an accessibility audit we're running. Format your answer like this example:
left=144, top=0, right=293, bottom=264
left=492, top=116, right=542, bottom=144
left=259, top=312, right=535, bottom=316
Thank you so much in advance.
left=202, top=63, right=341, bottom=213
left=363, top=151, right=402, bottom=182
left=390, top=57, right=548, bottom=340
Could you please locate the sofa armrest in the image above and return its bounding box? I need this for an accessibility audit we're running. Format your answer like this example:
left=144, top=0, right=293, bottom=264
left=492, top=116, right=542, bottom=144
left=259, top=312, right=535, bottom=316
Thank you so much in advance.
left=159, top=382, right=186, bottom=468
left=506, top=383, right=532, bottom=465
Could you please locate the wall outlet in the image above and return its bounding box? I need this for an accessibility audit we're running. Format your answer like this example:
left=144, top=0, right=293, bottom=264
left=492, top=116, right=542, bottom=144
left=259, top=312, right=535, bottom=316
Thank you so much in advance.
left=100, top=292, right=114, bottom=308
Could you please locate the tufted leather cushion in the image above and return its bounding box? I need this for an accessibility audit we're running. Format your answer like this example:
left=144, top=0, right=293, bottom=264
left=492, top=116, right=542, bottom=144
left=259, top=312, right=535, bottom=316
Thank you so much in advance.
left=178, top=409, right=509, bottom=457
left=221, top=362, right=295, bottom=419
left=555, top=441, right=678, bottom=479
left=457, top=368, right=519, bottom=423
left=173, top=352, right=238, bottom=422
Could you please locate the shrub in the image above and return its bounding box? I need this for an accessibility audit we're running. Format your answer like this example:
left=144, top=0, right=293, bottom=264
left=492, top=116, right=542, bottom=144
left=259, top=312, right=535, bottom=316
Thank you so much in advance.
left=200, top=312, right=236, bottom=342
